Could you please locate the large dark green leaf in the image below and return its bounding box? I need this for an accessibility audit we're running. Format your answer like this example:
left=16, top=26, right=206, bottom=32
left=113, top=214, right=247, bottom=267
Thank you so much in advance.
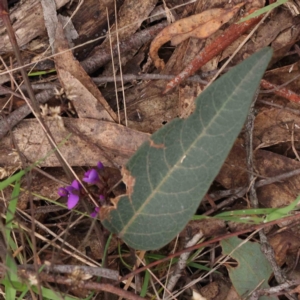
left=101, top=48, right=273, bottom=250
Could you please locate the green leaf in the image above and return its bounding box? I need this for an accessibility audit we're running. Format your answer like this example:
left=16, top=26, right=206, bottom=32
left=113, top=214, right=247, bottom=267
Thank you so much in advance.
left=101, top=47, right=273, bottom=250
left=221, top=237, right=277, bottom=300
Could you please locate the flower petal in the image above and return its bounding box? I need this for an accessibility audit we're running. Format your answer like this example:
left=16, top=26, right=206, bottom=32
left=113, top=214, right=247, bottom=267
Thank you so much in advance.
left=65, top=186, right=75, bottom=193
left=99, top=195, right=105, bottom=204
left=97, top=162, right=104, bottom=169
left=58, top=187, right=68, bottom=197
left=71, top=180, right=81, bottom=190
left=84, top=169, right=92, bottom=177
left=90, top=207, right=100, bottom=218
left=67, top=193, right=79, bottom=209
left=83, top=169, right=99, bottom=184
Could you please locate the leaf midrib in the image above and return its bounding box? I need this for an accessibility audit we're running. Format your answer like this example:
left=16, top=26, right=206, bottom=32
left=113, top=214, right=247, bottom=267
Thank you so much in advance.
left=118, top=80, right=247, bottom=237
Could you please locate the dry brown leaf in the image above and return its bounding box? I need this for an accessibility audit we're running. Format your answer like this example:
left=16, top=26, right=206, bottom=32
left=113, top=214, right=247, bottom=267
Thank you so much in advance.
left=253, top=108, right=300, bottom=148
left=216, top=144, right=300, bottom=208
left=255, top=150, right=300, bottom=208
left=54, top=21, right=118, bottom=122
left=149, top=2, right=245, bottom=70
left=215, top=142, right=248, bottom=189
left=1, top=118, right=149, bottom=168
left=268, top=232, right=300, bottom=265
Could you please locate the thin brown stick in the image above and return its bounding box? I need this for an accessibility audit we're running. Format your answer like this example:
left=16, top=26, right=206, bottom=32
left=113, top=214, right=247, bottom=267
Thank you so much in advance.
left=249, top=280, right=300, bottom=299
left=21, top=264, right=119, bottom=281
left=261, top=78, right=300, bottom=103
left=16, top=270, right=145, bottom=300
left=92, top=73, right=208, bottom=84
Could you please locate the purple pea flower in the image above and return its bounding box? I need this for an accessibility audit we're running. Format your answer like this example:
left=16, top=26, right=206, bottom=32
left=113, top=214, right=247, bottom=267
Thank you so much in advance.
left=90, top=207, right=100, bottom=218
left=57, top=180, right=82, bottom=210
left=99, top=195, right=105, bottom=205
left=97, top=162, right=104, bottom=169
left=66, top=180, right=82, bottom=209
left=58, top=187, right=68, bottom=197
left=83, top=169, right=99, bottom=184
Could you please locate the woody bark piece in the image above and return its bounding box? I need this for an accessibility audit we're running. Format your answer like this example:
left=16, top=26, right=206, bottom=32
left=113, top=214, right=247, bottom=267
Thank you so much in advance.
left=70, top=0, right=114, bottom=59
left=1, top=118, right=149, bottom=168
left=163, top=8, right=263, bottom=94
left=99, top=0, right=158, bottom=50
left=0, top=0, right=70, bottom=53
left=99, top=0, right=158, bottom=76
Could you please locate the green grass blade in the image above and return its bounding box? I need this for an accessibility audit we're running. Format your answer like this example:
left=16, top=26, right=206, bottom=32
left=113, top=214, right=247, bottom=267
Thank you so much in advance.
left=140, top=269, right=150, bottom=297
left=238, top=0, right=288, bottom=23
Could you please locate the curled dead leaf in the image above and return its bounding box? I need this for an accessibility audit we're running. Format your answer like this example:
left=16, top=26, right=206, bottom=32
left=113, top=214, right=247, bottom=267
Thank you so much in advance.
left=121, top=166, right=136, bottom=201
left=100, top=197, right=120, bottom=221
left=100, top=166, right=136, bottom=221
left=149, top=2, right=245, bottom=70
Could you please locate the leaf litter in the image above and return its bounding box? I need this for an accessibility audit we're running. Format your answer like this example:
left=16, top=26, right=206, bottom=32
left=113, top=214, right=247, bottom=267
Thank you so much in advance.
left=1, top=0, right=300, bottom=299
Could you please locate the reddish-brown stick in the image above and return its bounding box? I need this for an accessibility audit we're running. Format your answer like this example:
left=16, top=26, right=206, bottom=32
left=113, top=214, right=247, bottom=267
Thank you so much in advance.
left=260, top=79, right=300, bottom=103
left=163, top=8, right=263, bottom=94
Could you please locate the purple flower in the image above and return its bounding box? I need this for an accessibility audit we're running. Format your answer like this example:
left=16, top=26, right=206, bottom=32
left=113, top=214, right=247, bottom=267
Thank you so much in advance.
left=83, top=169, right=99, bottom=184
left=58, top=187, right=68, bottom=197
left=58, top=180, right=82, bottom=210
left=99, top=195, right=105, bottom=205
left=97, top=162, right=104, bottom=169
left=90, top=207, right=100, bottom=218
